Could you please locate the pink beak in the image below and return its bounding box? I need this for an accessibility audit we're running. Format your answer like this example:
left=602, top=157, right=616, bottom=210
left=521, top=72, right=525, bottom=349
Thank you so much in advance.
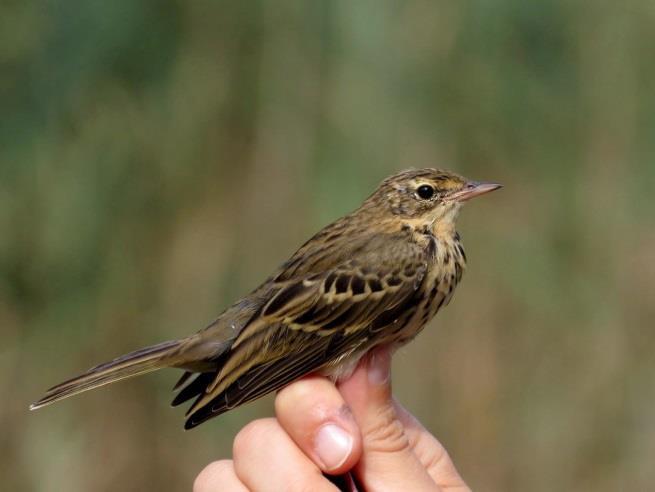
left=449, top=181, right=502, bottom=202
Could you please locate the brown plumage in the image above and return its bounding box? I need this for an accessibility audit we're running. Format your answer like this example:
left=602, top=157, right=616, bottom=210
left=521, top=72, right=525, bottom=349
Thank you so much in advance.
left=30, top=169, right=501, bottom=429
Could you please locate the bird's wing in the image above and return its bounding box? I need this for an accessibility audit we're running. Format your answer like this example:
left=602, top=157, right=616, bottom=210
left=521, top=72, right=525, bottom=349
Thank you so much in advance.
left=184, top=328, right=368, bottom=428
left=183, top=232, right=431, bottom=428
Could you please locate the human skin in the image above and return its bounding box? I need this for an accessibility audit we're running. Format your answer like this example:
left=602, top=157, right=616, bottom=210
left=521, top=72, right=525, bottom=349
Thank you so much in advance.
left=193, top=347, right=471, bottom=492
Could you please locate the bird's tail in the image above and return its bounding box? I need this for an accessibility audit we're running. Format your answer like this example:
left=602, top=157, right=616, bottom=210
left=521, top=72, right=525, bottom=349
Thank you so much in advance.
left=30, top=339, right=183, bottom=410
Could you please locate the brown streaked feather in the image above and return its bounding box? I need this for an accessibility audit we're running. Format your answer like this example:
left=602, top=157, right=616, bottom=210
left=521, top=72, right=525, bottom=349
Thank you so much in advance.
left=185, top=328, right=373, bottom=429
left=184, top=232, right=430, bottom=418
left=235, top=232, right=428, bottom=344
left=171, top=372, right=215, bottom=407
left=30, top=340, right=183, bottom=410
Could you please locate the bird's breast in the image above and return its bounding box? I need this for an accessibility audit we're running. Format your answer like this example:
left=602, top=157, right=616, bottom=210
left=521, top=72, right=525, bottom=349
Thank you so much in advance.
left=391, top=233, right=466, bottom=346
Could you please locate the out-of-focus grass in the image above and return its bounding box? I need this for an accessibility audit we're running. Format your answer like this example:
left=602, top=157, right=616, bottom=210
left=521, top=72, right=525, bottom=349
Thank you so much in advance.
left=2, top=1, right=654, bottom=490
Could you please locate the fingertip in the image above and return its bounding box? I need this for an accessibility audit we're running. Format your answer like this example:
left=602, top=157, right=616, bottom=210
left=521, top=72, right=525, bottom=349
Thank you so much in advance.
left=338, top=346, right=393, bottom=408
left=231, top=418, right=341, bottom=491
left=275, top=376, right=362, bottom=474
left=315, top=423, right=354, bottom=471
left=367, top=347, right=392, bottom=387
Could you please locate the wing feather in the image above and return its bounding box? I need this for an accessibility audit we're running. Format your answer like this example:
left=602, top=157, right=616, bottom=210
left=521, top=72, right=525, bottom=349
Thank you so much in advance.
left=185, top=329, right=370, bottom=429
left=184, top=232, right=430, bottom=422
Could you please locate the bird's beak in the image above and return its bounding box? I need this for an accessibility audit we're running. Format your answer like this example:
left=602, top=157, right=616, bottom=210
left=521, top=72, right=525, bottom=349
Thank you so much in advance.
left=449, top=181, right=502, bottom=202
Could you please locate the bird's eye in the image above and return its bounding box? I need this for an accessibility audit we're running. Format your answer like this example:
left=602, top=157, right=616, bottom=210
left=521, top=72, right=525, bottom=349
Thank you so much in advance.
left=416, top=184, right=435, bottom=200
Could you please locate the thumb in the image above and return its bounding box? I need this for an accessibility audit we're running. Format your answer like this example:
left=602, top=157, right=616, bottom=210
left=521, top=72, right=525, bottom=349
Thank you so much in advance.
left=337, top=348, right=439, bottom=491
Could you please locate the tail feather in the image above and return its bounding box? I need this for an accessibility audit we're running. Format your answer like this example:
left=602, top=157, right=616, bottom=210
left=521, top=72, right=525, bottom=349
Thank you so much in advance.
left=171, top=372, right=215, bottom=407
left=30, top=339, right=182, bottom=410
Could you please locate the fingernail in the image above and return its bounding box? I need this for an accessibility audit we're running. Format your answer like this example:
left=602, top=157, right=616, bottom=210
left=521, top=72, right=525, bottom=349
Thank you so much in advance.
left=315, top=424, right=353, bottom=471
left=367, top=349, right=391, bottom=386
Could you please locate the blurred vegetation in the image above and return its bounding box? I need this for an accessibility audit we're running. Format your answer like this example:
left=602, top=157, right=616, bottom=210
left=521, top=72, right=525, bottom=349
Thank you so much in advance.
left=2, top=1, right=654, bottom=490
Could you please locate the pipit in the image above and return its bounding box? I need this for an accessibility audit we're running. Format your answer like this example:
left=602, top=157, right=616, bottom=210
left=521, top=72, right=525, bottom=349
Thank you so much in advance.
left=31, top=169, right=500, bottom=429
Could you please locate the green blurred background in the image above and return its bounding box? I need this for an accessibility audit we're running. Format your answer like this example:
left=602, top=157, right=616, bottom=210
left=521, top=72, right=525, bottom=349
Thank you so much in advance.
left=2, top=1, right=654, bottom=490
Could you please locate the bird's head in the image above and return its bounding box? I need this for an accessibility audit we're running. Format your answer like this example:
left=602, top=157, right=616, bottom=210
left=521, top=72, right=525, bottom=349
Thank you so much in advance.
left=365, top=168, right=501, bottom=232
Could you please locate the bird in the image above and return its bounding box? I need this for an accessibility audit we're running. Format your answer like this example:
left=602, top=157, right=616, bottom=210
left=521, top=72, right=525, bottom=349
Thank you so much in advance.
left=30, top=168, right=501, bottom=429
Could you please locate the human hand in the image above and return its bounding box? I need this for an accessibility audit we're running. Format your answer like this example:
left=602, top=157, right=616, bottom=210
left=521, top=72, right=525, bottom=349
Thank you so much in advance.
left=193, top=348, right=470, bottom=491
